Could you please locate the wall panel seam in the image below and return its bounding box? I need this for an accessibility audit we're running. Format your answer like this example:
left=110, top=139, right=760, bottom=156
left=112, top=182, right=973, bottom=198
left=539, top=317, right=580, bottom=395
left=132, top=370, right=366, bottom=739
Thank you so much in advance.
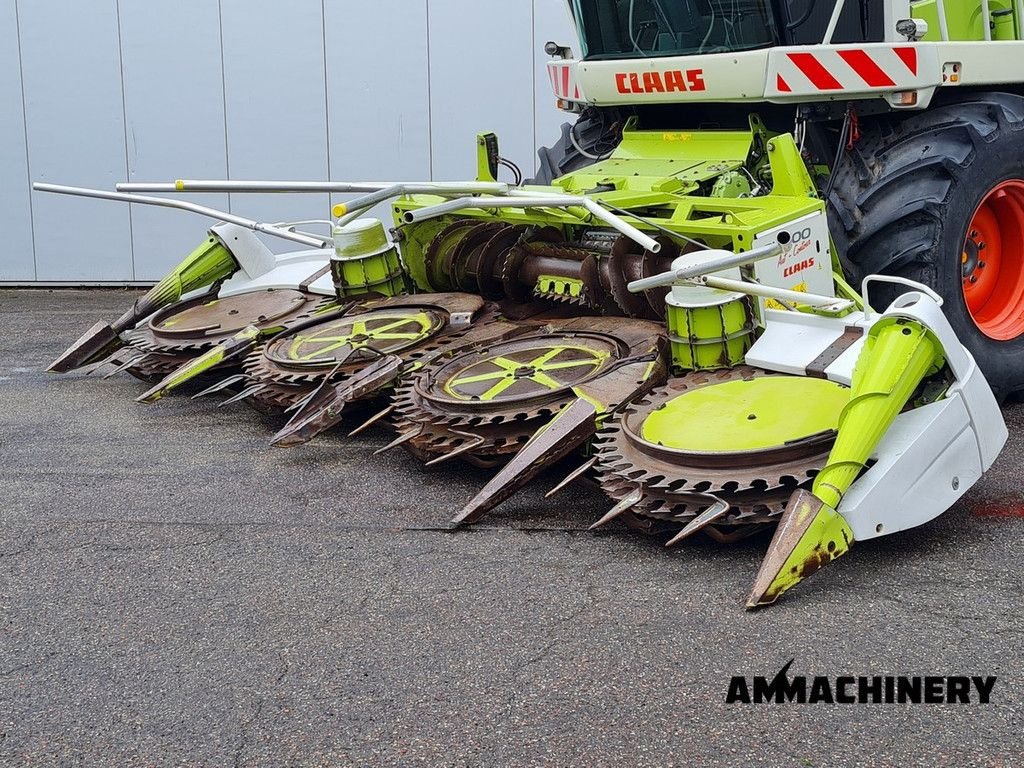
left=114, top=0, right=136, bottom=280
left=13, top=0, right=37, bottom=280
left=532, top=0, right=538, bottom=169
left=321, top=0, right=331, bottom=184
left=425, top=0, right=434, bottom=181
left=217, top=0, right=231, bottom=213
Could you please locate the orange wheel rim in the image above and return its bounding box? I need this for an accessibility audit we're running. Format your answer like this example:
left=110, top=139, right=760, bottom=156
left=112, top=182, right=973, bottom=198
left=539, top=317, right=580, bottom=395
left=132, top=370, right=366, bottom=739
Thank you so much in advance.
left=962, top=179, right=1024, bottom=340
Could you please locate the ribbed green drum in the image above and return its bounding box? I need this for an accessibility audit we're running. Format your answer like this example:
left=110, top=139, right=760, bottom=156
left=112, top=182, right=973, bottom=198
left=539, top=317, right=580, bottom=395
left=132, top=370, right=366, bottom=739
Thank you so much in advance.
left=330, top=218, right=409, bottom=299
left=665, top=283, right=754, bottom=371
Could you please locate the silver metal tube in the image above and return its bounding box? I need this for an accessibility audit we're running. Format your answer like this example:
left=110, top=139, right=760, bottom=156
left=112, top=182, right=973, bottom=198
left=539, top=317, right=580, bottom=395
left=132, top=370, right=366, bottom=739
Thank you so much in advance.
left=579, top=198, right=661, bottom=253
left=674, top=242, right=783, bottom=279
left=626, top=242, right=783, bottom=292
left=403, top=195, right=661, bottom=253
left=34, top=183, right=329, bottom=248
left=697, top=275, right=854, bottom=310
left=935, top=0, right=951, bottom=40
left=335, top=205, right=379, bottom=227
left=509, top=186, right=709, bottom=250
left=404, top=194, right=526, bottom=218
left=116, top=179, right=509, bottom=194
left=270, top=219, right=334, bottom=229
left=822, top=0, right=848, bottom=43
left=1016, top=0, right=1024, bottom=40
left=335, top=184, right=475, bottom=226
left=981, top=0, right=993, bottom=40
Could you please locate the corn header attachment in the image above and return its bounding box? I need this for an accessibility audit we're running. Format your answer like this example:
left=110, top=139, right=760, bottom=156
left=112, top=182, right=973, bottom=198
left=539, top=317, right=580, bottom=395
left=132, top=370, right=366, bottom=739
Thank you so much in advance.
left=37, top=108, right=1007, bottom=607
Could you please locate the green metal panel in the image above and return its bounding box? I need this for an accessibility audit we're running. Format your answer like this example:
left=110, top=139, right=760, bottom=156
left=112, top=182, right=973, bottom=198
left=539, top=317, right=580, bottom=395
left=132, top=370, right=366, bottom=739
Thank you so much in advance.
left=641, top=377, right=849, bottom=451
left=911, top=0, right=1017, bottom=41
left=393, top=118, right=827, bottom=292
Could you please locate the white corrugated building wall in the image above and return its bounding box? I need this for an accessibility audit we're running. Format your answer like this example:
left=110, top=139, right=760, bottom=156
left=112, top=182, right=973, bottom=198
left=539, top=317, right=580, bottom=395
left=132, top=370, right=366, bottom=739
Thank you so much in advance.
left=0, top=0, right=576, bottom=283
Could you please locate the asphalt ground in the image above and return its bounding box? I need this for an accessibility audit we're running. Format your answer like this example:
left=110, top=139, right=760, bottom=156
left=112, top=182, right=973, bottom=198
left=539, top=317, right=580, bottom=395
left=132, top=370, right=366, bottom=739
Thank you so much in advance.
left=1, top=288, right=1022, bottom=767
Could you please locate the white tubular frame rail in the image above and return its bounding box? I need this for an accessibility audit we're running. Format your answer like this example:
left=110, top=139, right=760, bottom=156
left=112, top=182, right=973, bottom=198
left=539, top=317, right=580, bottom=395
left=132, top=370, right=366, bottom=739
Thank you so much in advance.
left=117, top=178, right=662, bottom=253
left=694, top=275, right=854, bottom=311
left=116, top=180, right=511, bottom=194
left=625, top=242, right=784, bottom=291
left=402, top=194, right=662, bottom=254
left=116, top=179, right=515, bottom=229
left=33, top=183, right=330, bottom=249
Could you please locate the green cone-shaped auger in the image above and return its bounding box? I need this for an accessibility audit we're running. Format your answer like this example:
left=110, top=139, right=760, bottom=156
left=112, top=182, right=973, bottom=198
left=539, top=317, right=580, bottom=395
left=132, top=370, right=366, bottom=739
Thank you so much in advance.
left=747, top=317, right=945, bottom=608
left=47, top=236, right=238, bottom=373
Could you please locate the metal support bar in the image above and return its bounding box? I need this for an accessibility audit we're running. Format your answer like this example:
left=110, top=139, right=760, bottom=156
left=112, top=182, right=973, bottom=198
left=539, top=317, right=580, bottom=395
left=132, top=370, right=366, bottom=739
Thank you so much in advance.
left=402, top=195, right=661, bottom=253
left=626, top=242, right=783, bottom=292
left=822, top=0, right=848, bottom=43
left=333, top=184, right=480, bottom=226
left=695, top=275, right=855, bottom=311
left=114, top=180, right=510, bottom=231
left=33, top=183, right=329, bottom=248
left=116, top=180, right=510, bottom=195
left=935, top=0, right=951, bottom=40
left=861, top=274, right=943, bottom=320
left=508, top=187, right=709, bottom=250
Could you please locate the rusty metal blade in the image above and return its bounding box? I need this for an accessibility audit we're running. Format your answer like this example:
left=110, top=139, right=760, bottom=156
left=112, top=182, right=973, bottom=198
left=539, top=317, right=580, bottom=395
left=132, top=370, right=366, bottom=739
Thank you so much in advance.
left=588, top=487, right=643, bottom=530
left=138, top=327, right=261, bottom=403
left=217, top=383, right=267, bottom=407
left=47, top=320, right=124, bottom=373
left=348, top=404, right=395, bottom=437
left=102, top=353, right=149, bottom=379
left=745, top=488, right=855, bottom=610
left=282, top=360, right=347, bottom=415
left=451, top=397, right=598, bottom=526
left=373, top=426, right=423, bottom=456
left=545, top=457, right=597, bottom=498
left=424, top=432, right=486, bottom=467
left=281, top=347, right=360, bottom=415
left=87, top=358, right=120, bottom=377
left=84, top=349, right=126, bottom=376
left=80, top=360, right=110, bottom=376
left=283, top=389, right=318, bottom=415
left=191, top=374, right=248, bottom=399
left=270, top=355, right=403, bottom=448
left=665, top=498, right=731, bottom=547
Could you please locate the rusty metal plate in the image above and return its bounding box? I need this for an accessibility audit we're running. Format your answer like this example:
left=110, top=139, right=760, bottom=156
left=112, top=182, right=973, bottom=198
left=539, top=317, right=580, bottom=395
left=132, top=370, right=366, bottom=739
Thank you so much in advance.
left=418, top=332, right=624, bottom=408
left=594, top=367, right=837, bottom=530
left=389, top=316, right=668, bottom=468
left=263, top=308, right=446, bottom=370
left=149, top=289, right=311, bottom=339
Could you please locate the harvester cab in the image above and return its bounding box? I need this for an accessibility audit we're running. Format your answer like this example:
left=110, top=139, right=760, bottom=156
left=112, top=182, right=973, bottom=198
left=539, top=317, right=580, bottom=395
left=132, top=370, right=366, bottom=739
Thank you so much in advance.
left=37, top=0, right=1021, bottom=607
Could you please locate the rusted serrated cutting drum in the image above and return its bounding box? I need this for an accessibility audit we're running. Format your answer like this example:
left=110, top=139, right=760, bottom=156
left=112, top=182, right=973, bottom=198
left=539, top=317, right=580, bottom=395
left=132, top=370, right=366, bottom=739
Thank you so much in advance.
left=605, top=235, right=689, bottom=319
left=424, top=221, right=509, bottom=293
left=593, top=367, right=851, bottom=541
left=124, top=288, right=330, bottom=379
left=390, top=316, right=665, bottom=467
left=420, top=217, right=691, bottom=320
left=241, top=292, right=497, bottom=410
left=422, top=220, right=479, bottom=291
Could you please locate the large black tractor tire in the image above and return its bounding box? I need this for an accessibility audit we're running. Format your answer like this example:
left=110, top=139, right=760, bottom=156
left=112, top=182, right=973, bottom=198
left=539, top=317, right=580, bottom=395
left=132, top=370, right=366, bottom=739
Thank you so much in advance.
left=827, top=92, right=1024, bottom=400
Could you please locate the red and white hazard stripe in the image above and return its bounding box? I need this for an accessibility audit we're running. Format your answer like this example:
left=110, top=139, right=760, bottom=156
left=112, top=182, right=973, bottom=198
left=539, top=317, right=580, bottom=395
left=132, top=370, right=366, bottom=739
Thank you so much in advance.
left=547, top=60, right=584, bottom=102
left=768, top=46, right=924, bottom=96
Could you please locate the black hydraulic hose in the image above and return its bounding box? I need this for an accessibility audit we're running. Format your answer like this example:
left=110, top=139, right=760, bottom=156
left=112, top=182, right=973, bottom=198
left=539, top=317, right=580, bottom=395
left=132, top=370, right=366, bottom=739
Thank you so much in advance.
left=823, top=109, right=852, bottom=203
